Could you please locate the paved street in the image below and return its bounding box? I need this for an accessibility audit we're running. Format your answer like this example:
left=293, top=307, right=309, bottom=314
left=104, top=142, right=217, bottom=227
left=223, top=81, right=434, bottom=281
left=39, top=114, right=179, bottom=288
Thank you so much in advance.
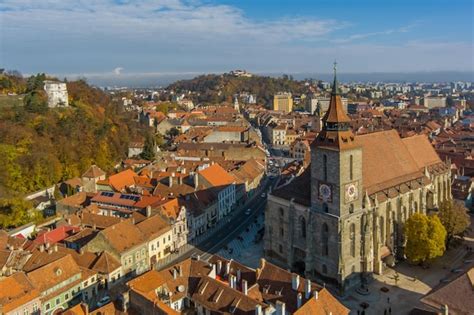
left=155, top=178, right=274, bottom=270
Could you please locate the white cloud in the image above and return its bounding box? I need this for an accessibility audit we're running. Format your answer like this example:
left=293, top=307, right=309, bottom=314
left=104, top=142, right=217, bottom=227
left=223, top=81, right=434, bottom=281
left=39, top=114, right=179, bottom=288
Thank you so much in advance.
left=0, top=1, right=471, bottom=74
left=114, top=67, right=124, bottom=75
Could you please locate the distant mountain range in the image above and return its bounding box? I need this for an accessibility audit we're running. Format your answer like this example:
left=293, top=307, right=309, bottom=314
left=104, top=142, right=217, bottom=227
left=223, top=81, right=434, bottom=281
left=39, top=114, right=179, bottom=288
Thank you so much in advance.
left=76, top=71, right=473, bottom=88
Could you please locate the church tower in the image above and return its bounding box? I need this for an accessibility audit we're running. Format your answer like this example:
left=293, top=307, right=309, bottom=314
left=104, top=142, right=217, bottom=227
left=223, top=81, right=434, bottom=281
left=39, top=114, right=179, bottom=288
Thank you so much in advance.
left=307, top=63, right=366, bottom=290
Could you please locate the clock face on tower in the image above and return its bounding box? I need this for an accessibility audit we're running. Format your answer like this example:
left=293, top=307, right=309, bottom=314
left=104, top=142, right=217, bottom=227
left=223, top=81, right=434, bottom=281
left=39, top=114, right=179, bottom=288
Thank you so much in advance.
left=345, top=182, right=358, bottom=203
left=318, top=183, right=332, bottom=202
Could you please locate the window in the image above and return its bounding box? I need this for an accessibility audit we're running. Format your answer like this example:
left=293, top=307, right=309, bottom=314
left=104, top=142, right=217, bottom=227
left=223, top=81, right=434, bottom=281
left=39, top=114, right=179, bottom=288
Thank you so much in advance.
left=323, top=154, right=328, bottom=181
left=280, top=228, right=284, bottom=237
left=65, top=293, right=69, bottom=300
left=349, top=204, right=354, bottom=214
left=349, top=155, right=353, bottom=180
left=322, top=264, right=327, bottom=274
left=45, top=304, right=50, bottom=310
left=350, top=223, right=356, bottom=257
left=33, top=303, right=38, bottom=312
left=56, top=298, right=60, bottom=305
left=279, top=244, right=283, bottom=253
left=279, top=207, right=284, bottom=217
left=322, top=223, right=329, bottom=256
left=323, top=203, right=328, bottom=213
left=23, top=309, right=29, bottom=315
left=300, top=216, right=306, bottom=238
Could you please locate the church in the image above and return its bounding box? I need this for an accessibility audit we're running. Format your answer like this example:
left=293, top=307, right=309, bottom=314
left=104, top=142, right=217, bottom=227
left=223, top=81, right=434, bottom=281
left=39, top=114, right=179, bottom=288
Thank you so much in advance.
left=264, top=65, right=451, bottom=291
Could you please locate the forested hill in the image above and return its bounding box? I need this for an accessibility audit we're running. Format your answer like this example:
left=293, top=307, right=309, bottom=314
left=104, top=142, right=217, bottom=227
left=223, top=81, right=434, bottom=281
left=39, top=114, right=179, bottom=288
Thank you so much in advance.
left=0, top=72, right=141, bottom=200
left=167, top=73, right=307, bottom=106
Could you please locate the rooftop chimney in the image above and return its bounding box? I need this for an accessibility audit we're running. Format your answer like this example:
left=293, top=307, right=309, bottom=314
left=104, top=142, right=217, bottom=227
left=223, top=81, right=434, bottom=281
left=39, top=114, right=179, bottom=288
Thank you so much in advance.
left=314, top=290, right=319, bottom=300
left=217, top=260, right=222, bottom=275
left=39, top=244, right=45, bottom=253
left=242, top=279, right=248, bottom=295
left=210, top=264, right=216, bottom=279
left=442, top=305, right=449, bottom=315
left=173, top=268, right=177, bottom=279
left=229, top=274, right=236, bottom=289
left=178, top=265, right=183, bottom=277
left=255, top=304, right=262, bottom=315
left=297, top=292, right=302, bottom=309
left=168, top=175, right=173, bottom=187
left=305, top=279, right=311, bottom=299
left=194, top=173, right=199, bottom=190
left=291, top=274, right=300, bottom=291
left=226, top=261, right=231, bottom=276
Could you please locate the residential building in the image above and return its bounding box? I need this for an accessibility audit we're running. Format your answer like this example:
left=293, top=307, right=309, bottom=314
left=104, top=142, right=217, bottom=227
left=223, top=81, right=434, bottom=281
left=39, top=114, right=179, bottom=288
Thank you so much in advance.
left=136, top=214, right=173, bottom=266
left=273, top=92, right=293, bottom=113
left=198, top=164, right=236, bottom=220
left=0, top=272, right=41, bottom=315
left=124, top=255, right=349, bottom=315
left=84, top=220, right=149, bottom=278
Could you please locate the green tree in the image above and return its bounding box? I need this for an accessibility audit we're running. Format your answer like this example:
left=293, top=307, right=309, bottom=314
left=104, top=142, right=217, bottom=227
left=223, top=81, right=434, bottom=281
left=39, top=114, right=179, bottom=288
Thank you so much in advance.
left=404, top=213, right=447, bottom=264
left=140, top=135, right=156, bottom=161
left=438, top=199, right=470, bottom=247
left=0, top=198, right=40, bottom=229
left=24, top=90, right=48, bottom=113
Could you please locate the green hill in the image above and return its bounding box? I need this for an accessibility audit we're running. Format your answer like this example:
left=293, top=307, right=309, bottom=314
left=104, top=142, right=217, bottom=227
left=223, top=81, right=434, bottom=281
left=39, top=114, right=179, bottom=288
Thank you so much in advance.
left=167, top=73, right=307, bottom=107
left=0, top=73, right=142, bottom=198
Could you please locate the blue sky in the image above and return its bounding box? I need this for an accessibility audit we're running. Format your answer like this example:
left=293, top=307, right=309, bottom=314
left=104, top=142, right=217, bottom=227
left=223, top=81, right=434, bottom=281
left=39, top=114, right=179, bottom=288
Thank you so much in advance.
left=1, top=0, right=473, bottom=80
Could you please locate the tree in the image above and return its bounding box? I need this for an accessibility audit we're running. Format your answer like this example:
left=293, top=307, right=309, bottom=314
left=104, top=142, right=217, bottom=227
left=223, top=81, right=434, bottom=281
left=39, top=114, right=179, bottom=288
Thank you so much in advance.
left=404, top=213, right=447, bottom=264
left=438, top=199, right=470, bottom=247
left=24, top=90, right=48, bottom=113
left=0, top=198, right=40, bottom=229
left=140, top=135, right=156, bottom=161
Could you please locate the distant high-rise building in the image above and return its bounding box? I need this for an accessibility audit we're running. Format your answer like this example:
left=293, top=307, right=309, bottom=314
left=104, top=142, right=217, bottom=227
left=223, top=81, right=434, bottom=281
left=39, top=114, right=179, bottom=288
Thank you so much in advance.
left=273, top=92, right=293, bottom=113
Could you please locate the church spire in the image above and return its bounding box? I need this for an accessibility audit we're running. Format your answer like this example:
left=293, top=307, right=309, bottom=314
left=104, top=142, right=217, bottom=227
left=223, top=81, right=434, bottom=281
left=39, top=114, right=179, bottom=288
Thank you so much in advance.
left=332, top=61, right=339, bottom=95
left=312, top=62, right=355, bottom=149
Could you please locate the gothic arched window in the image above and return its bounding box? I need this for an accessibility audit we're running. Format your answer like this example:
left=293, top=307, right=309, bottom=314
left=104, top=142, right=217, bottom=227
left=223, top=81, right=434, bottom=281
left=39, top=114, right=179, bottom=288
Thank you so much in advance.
left=323, top=203, right=329, bottom=213
left=349, top=203, right=354, bottom=214
left=322, top=223, right=329, bottom=256
left=300, top=216, right=307, bottom=239
left=350, top=223, right=356, bottom=257
left=279, top=207, right=284, bottom=217
left=350, top=154, right=353, bottom=180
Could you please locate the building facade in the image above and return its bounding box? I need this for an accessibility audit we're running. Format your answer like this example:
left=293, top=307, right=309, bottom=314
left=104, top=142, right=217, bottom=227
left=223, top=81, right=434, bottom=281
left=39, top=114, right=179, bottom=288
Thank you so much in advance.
left=264, top=68, right=451, bottom=291
left=43, top=80, right=68, bottom=108
left=273, top=92, right=293, bottom=113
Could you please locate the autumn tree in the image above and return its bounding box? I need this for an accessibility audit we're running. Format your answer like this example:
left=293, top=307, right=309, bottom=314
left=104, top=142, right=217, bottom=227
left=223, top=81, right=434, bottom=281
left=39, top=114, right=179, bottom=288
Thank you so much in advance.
left=404, top=213, right=447, bottom=264
left=0, top=198, right=41, bottom=229
left=438, top=199, right=470, bottom=247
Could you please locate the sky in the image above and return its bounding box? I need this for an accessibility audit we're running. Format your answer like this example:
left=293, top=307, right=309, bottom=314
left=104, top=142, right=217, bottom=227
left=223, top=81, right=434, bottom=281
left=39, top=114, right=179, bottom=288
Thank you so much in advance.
left=1, top=0, right=473, bottom=84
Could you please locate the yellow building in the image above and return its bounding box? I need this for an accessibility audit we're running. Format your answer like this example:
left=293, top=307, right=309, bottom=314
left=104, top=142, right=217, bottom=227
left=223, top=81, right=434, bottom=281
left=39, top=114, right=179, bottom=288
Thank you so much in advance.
left=273, top=92, right=293, bottom=112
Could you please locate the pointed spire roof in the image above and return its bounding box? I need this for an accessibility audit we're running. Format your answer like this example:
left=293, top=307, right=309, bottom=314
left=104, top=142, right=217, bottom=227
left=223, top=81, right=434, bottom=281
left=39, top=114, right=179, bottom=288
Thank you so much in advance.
left=322, top=61, right=351, bottom=125
left=312, top=62, right=356, bottom=150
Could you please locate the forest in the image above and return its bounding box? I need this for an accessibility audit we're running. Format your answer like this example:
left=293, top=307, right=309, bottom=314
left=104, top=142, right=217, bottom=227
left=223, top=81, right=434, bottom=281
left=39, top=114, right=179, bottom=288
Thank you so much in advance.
left=0, top=71, right=143, bottom=228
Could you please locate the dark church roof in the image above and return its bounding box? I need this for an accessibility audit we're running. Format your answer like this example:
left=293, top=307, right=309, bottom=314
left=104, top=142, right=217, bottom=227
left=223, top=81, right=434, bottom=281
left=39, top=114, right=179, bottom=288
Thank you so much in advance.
left=271, top=168, right=311, bottom=206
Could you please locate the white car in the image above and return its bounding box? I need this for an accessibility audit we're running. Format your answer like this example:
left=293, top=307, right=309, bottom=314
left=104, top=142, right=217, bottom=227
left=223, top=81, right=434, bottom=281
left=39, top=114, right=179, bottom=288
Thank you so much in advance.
left=97, top=296, right=111, bottom=307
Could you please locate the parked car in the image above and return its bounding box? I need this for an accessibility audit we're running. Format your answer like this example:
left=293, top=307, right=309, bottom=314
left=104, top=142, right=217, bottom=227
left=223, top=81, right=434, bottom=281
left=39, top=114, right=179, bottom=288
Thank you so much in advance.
left=261, top=193, right=266, bottom=198
left=245, top=209, right=251, bottom=215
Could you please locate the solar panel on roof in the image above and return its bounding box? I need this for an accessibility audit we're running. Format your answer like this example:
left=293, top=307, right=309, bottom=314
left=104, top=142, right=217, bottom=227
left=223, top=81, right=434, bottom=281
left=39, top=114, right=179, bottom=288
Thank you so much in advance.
left=101, top=191, right=114, bottom=197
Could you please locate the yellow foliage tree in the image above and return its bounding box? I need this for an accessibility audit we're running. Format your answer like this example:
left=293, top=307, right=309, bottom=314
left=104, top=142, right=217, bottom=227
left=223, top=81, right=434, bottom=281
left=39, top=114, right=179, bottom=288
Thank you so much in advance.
left=404, top=213, right=447, bottom=264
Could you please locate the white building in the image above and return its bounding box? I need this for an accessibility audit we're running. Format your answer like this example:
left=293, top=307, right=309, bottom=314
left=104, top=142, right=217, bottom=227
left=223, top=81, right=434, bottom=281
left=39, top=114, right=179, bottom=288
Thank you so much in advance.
left=44, top=80, right=69, bottom=107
